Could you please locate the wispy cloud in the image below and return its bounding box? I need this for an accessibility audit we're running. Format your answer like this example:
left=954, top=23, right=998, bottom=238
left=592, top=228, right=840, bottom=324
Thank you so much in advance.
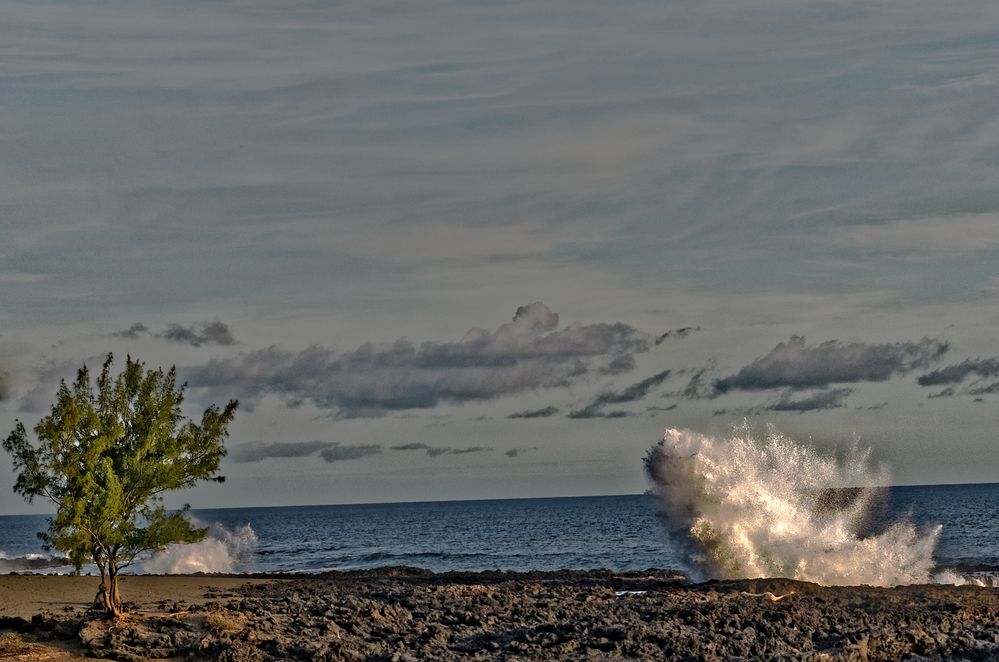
left=391, top=442, right=433, bottom=452
left=823, top=214, right=999, bottom=254
left=505, top=446, right=538, bottom=458
left=229, top=440, right=382, bottom=463
left=229, top=440, right=336, bottom=462
left=598, top=354, right=636, bottom=375
left=109, top=320, right=237, bottom=347
left=917, top=357, right=999, bottom=386
left=0, top=272, right=53, bottom=285
left=390, top=442, right=492, bottom=457
left=109, top=322, right=149, bottom=341
left=567, top=406, right=632, bottom=419
left=768, top=387, right=853, bottom=412
left=319, top=444, right=383, bottom=463
left=508, top=406, right=560, bottom=419
left=449, top=446, right=492, bottom=455
left=655, top=327, right=700, bottom=345
left=185, top=303, right=650, bottom=417
left=569, top=369, right=671, bottom=418
left=161, top=321, right=237, bottom=347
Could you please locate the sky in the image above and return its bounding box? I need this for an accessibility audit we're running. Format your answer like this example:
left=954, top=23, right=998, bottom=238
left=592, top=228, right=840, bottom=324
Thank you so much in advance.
left=2, top=0, right=999, bottom=514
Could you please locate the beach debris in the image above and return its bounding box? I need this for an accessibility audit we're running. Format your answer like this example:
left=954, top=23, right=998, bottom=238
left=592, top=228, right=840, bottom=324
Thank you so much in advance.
left=614, top=590, right=648, bottom=596
left=740, top=590, right=795, bottom=601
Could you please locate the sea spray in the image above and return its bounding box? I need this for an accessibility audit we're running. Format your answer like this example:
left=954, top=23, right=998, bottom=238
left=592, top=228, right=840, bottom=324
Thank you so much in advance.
left=0, top=550, right=71, bottom=573
left=645, top=425, right=940, bottom=586
left=140, top=520, right=258, bottom=574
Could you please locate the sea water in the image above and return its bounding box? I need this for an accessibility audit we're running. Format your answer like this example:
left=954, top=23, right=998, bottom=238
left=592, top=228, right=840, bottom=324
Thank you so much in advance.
left=1, top=485, right=998, bottom=582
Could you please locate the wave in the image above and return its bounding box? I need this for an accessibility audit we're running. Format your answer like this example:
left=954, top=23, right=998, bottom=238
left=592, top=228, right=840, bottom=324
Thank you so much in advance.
left=139, top=520, right=258, bottom=574
left=932, top=564, right=999, bottom=587
left=0, top=551, right=71, bottom=573
left=645, top=425, right=941, bottom=586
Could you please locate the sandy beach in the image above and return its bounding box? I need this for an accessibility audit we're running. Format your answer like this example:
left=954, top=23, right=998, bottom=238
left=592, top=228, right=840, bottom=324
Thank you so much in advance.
left=2, top=569, right=999, bottom=660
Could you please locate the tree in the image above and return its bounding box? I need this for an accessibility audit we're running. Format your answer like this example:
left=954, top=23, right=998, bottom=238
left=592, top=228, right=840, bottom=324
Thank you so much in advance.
left=3, top=354, right=237, bottom=618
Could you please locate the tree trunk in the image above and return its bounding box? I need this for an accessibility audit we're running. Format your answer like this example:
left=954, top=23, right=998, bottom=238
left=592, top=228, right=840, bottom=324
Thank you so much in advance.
left=93, top=556, right=124, bottom=618
left=110, top=570, right=122, bottom=615
left=95, top=560, right=110, bottom=611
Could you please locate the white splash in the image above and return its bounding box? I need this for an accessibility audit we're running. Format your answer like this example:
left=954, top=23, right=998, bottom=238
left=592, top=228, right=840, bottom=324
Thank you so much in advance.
left=645, top=425, right=940, bottom=586
left=932, top=570, right=999, bottom=587
left=0, top=549, right=71, bottom=573
left=140, top=520, right=258, bottom=574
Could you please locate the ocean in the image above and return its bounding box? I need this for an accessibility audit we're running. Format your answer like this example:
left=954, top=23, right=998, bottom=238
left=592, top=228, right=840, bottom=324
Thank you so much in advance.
left=1, top=484, right=998, bottom=583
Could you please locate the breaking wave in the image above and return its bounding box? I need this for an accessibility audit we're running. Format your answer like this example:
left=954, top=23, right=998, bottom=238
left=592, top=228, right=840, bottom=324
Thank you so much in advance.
left=645, top=425, right=941, bottom=586
left=140, top=520, right=258, bottom=574
left=0, top=550, right=70, bottom=573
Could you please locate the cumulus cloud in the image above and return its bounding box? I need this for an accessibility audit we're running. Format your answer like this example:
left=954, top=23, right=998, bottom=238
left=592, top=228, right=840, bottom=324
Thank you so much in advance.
left=230, top=440, right=382, bottom=463
left=768, top=387, right=853, bottom=412
left=715, top=336, right=948, bottom=393
left=508, top=406, right=560, bottom=419
left=185, top=303, right=650, bottom=417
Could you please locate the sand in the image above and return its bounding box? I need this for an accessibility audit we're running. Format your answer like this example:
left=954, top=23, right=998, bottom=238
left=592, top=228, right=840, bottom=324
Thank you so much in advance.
left=2, top=569, right=999, bottom=660
left=0, top=575, right=275, bottom=620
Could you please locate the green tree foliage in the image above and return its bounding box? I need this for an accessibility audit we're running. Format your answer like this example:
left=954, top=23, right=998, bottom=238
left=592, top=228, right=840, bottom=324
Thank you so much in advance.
left=3, top=354, right=237, bottom=617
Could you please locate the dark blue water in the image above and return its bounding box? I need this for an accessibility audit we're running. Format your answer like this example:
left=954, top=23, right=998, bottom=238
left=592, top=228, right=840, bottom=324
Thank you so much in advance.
left=2, top=484, right=998, bottom=576
left=196, top=494, right=669, bottom=573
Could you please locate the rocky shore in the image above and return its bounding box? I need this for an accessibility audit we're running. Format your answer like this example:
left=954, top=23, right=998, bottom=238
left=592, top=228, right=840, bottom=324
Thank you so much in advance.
left=2, top=568, right=999, bottom=660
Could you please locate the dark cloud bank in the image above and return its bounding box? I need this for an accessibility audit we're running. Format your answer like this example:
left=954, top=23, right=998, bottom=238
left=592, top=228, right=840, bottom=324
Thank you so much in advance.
left=692, top=336, right=948, bottom=412
left=186, top=303, right=650, bottom=418
left=917, top=357, right=999, bottom=397
left=715, top=336, right=948, bottom=393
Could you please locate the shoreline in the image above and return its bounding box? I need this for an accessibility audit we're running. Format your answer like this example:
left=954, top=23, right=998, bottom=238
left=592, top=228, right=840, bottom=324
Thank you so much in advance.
left=2, top=568, right=998, bottom=660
